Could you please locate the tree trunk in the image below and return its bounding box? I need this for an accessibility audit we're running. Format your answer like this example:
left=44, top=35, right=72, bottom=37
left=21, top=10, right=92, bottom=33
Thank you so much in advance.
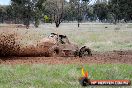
left=55, top=20, right=60, bottom=28
left=78, top=1, right=80, bottom=28
left=78, top=21, right=80, bottom=27
left=114, top=18, right=117, bottom=25
left=1, top=15, right=4, bottom=23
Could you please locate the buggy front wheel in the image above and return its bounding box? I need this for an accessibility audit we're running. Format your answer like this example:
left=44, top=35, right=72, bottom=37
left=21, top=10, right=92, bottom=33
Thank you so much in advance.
left=79, top=46, right=92, bottom=57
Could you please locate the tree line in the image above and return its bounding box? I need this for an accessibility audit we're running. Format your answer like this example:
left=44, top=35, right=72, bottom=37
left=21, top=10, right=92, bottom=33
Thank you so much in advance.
left=0, top=0, right=132, bottom=28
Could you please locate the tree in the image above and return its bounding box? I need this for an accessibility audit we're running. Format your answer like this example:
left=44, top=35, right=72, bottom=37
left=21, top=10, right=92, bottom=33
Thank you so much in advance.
left=62, top=0, right=75, bottom=22
left=2, top=0, right=132, bottom=26
left=34, top=0, right=46, bottom=27
left=0, top=6, right=6, bottom=23
left=86, top=5, right=95, bottom=21
left=44, top=0, right=65, bottom=28
left=118, top=0, right=132, bottom=22
left=93, top=3, right=108, bottom=22
left=68, top=0, right=90, bottom=27
left=108, top=0, right=121, bottom=24
left=11, top=0, right=46, bottom=28
left=81, top=0, right=90, bottom=21
left=108, top=0, right=132, bottom=23
left=11, top=0, right=31, bottom=27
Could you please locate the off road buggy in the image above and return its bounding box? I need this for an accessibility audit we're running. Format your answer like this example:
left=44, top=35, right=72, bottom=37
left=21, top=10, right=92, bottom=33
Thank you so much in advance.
left=37, top=33, right=92, bottom=57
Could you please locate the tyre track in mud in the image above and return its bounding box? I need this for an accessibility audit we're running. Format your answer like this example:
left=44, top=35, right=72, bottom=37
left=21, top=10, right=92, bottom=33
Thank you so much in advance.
left=0, top=50, right=132, bottom=65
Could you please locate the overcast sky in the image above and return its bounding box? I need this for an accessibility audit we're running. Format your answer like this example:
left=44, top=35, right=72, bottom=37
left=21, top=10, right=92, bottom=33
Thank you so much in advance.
left=0, top=0, right=95, bottom=5
left=0, top=0, right=10, bottom=5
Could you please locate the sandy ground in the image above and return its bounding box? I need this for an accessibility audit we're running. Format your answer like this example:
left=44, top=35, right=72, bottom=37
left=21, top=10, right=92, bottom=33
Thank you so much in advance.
left=0, top=50, right=132, bottom=65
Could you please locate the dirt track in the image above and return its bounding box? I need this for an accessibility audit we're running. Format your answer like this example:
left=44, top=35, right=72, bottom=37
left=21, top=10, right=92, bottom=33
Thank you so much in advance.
left=0, top=50, right=132, bottom=65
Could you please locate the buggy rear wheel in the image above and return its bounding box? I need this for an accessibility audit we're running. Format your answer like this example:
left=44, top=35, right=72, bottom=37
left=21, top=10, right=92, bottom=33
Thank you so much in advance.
left=49, top=46, right=61, bottom=57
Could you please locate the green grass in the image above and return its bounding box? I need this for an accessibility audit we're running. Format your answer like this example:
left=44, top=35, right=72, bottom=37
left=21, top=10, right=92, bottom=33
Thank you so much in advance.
left=0, top=64, right=132, bottom=88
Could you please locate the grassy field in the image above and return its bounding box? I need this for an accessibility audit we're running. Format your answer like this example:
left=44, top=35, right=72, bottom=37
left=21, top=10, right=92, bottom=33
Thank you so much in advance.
left=0, top=64, right=132, bottom=88
left=0, top=23, right=132, bottom=88
left=1, top=23, right=130, bottom=52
